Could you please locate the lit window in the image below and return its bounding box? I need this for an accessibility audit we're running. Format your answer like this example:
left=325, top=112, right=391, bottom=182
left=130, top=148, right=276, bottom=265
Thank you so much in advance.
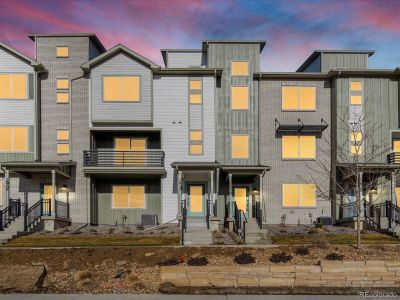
left=231, top=86, right=249, bottom=110
left=57, top=130, right=69, bottom=141
left=57, top=143, right=69, bottom=155
left=103, top=76, right=140, bottom=102
left=56, top=46, right=69, bottom=58
left=112, top=185, right=145, bottom=209
left=282, top=86, right=316, bottom=110
left=57, top=79, right=69, bottom=89
left=350, top=131, right=362, bottom=142
left=57, top=129, right=70, bottom=155
left=350, top=95, right=362, bottom=105
left=0, top=127, right=28, bottom=152
left=282, top=184, right=316, bottom=207
left=282, top=135, right=316, bottom=159
left=0, top=74, right=27, bottom=100
left=351, top=81, right=362, bottom=91
left=190, top=130, right=203, bottom=155
left=231, top=61, right=249, bottom=76
left=57, top=92, right=69, bottom=103
left=189, top=79, right=202, bottom=104
left=231, top=134, right=249, bottom=159
left=350, top=80, right=362, bottom=105
left=351, top=145, right=362, bottom=156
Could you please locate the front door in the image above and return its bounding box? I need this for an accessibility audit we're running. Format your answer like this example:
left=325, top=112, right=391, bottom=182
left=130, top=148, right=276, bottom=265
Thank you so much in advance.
left=41, top=184, right=54, bottom=216
left=187, top=185, right=205, bottom=217
left=234, top=187, right=249, bottom=217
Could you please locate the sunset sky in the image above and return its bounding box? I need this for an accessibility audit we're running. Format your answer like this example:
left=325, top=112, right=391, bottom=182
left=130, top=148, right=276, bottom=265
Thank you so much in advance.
left=1, top=0, right=399, bottom=71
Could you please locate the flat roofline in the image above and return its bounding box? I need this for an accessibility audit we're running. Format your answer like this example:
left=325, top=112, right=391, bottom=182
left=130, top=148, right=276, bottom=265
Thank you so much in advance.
left=153, top=67, right=222, bottom=76
left=202, top=40, right=266, bottom=52
left=160, top=49, right=203, bottom=52
left=297, top=50, right=375, bottom=72
left=28, top=33, right=106, bottom=53
left=254, top=72, right=329, bottom=79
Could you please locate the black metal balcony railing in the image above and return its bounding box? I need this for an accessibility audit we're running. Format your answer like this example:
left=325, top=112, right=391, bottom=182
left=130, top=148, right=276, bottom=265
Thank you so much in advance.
left=83, top=150, right=165, bottom=168
left=387, top=152, right=400, bottom=164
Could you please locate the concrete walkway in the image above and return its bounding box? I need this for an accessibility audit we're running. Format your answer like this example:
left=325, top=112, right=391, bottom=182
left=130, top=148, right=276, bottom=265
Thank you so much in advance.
left=183, top=217, right=213, bottom=245
left=0, top=295, right=383, bottom=299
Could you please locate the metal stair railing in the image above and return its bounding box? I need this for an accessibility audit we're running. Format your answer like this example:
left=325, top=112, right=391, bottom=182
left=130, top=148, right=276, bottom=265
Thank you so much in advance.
left=180, top=199, right=187, bottom=245
left=206, top=197, right=211, bottom=229
left=255, top=202, right=262, bottom=230
left=386, top=200, right=400, bottom=227
left=363, top=201, right=382, bottom=229
left=0, top=198, right=22, bottom=231
left=25, top=199, right=51, bottom=231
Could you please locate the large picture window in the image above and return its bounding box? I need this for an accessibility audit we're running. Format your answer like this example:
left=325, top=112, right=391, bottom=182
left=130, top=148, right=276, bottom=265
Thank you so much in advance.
left=231, top=134, right=249, bottom=159
left=282, top=86, right=316, bottom=110
left=0, top=127, right=28, bottom=152
left=231, top=86, right=249, bottom=110
left=112, top=185, right=145, bottom=209
left=282, top=184, right=316, bottom=207
left=0, top=74, right=27, bottom=100
left=103, top=76, right=140, bottom=102
left=231, top=61, right=249, bottom=76
left=282, top=135, right=316, bottom=159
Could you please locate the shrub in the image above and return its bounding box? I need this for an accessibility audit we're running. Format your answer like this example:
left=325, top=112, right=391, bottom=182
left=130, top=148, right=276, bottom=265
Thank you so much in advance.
left=295, top=246, right=310, bottom=256
left=269, top=252, right=293, bottom=263
left=74, top=270, right=92, bottom=282
left=325, top=252, right=345, bottom=261
left=311, top=235, right=330, bottom=249
left=158, top=257, right=180, bottom=266
left=187, top=257, right=208, bottom=266
left=313, top=221, right=324, bottom=229
left=234, top=252, right=255, bottom=264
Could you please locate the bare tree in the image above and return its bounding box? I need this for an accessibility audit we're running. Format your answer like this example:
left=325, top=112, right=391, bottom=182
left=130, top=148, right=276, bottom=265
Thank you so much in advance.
left=304, top=104, right=398, bottom=249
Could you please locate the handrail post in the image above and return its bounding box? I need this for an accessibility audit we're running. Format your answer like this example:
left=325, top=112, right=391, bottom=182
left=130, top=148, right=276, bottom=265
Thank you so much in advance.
left=0, top=213, right=3, bottom=231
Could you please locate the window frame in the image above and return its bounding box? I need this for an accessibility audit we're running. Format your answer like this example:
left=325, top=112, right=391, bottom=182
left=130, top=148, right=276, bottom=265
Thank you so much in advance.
left=282, top=183, right=317, bottom=208
left=281, top=135, right=316, bottom=160
left=0, top=126, right=29, bottom=153
left=0, top=73, right=28, bottom=100
left=111, top=184, right=147, bottom=210
left=102, top=75, right=141, bottom=103
left=56, top=46, right=69, bottom=58
left=231, top=134, right=250, bottom=160
left=281, top=85, right=316, bottom=111
left=189, top=78, right=203, bottom=105
left=230, top=60, right=249, bottom=77
left=231, top=85, right=249, bottom=110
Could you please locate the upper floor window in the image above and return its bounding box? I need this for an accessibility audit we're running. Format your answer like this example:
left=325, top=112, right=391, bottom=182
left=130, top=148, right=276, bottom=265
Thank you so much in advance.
left=231, top=61, right=249, bottom=76
left=231, top=134, right=249, bottom=159
left=282, top=86, right=316, bottom=111
left=282, top=135, right=315, bottom=159
left=56, top=46, right=69, bottom=58
left=0, top=74, right=27, bottom=100
left=231, top=86, right=249, bottom=110
left=0, top=127, right=28, bottom=152
left=282, top=183, right=316, bottom=207
left=189, top=79, right=202, bottom=104
left=57, top=129, right=70, bottom=155
left=103, top=76, right=140, bottom=102
left=56, top=79, right=69, bottom=104
left=350, top=80, right=362, bottom=105
left=189, top=130, right=203, bottom=155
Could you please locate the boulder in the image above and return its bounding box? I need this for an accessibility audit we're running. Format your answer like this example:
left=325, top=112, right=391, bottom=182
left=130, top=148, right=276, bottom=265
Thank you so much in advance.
left=0, top=265, right=46, bottom=292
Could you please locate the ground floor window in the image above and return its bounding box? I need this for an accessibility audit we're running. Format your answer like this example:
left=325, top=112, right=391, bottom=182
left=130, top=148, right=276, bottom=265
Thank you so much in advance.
left=112, top=185, right=145, bottom=209
left=282, top=183, right=316, bottom=207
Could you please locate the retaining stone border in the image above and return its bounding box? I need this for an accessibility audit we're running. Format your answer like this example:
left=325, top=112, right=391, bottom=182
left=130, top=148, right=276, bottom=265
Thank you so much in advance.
left=161, top=261, right=400, bottom=288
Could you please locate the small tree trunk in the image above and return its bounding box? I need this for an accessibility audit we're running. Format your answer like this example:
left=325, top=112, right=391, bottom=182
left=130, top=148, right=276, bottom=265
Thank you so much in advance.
left=356, top=172, right=362, bottom=249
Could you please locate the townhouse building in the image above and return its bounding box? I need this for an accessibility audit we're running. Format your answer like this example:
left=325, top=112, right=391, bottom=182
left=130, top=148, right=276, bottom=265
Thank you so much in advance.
left=1, top=33, right=400, bottom=241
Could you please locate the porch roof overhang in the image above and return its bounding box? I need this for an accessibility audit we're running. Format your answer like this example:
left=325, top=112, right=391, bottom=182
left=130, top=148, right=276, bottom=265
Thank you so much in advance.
left=171, top=161, right=222, bottom=171
left=222, top=165, right=270, bottom=175
left=275, top=118, right=328, bottom=134
left=337, top=163, right=400, bottom=180
left=0, top=161, right=75, bottom=178
left=82, top=166, right=166, bottom=176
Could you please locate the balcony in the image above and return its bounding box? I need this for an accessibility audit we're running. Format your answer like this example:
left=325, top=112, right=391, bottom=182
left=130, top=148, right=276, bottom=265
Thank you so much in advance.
left=82, top=150, right=165, bottom=176
left=387, top=152, right=400, bottom=164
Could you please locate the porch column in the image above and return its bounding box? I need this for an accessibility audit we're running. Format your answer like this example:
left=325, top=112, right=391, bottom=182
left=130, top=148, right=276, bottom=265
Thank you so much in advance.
left=228, top=173, right=233, bottom=217
left=210, top=170, right=214, bottom=216
left=177, top=170, right=182, bottom=216
left=5, top=169, right=10, bottom=207
left=391, top=171, right=396, bottom=205
left=51, top=170, right=56, bottom=217
left=259, top=173, right=264, bottom=223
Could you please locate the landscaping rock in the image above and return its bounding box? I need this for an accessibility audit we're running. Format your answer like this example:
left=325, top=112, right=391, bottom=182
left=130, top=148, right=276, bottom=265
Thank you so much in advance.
left=145, top=252, right=155, bottom=257
left=0, top=265, right=46, bottom=292
left=114, top=271, right=125, bottom=279
left=116, top=260, right=128, bottom=266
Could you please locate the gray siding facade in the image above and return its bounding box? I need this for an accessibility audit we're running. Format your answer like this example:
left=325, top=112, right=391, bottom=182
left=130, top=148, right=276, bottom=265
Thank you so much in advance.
left=207, top=43, right=260, bottom=165
left=153, top=75, right=216, bottom=222
left=90, top=52, right=153, bottom=124
left=260, top=79, right=332, bottom=224
left=321, top=53, right=369, bottom=72
left=166, top=51, right=206, bottom=68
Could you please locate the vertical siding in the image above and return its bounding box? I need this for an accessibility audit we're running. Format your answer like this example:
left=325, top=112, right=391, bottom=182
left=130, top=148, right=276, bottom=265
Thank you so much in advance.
left=336, top=76, right=399, bottom=164
left=321, top=53, right=369, bottom=72
left=259, top=79, right=332, bottom=224
left=167, top=51, right=205, bottom=68
left=303, top=55, right=321, bottom=72
left=90, top=53, right=152, bottom=123
left=207, top=43, right=259, bottom=165
left=153, top=75, right=215, bottom=222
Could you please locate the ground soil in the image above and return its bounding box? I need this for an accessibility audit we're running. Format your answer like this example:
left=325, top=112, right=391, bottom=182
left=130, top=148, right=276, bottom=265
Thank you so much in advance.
left=1, top=244, right=400, bottom=293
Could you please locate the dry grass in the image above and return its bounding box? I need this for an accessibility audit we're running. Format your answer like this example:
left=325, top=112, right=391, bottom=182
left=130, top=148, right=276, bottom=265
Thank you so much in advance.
left=2, top=235, right=180, bottom=247
left=271, top=233, right=400, bottom=245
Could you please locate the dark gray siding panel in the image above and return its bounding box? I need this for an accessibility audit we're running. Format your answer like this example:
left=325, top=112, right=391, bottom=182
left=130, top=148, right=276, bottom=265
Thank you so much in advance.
left=95, top=178, right=161, bottom=225
left=90, top=53, right=152, bottom=123
left=260, top=79, right=332, bottom=224
left=303, top=55, right=321, bottom=72
left=207, top=43, right=259, bottom=165
left=321, top=53, right=368, bottom=72
left=167, top=52, right=205, bottom=68
left=336, top=77, right=399, bottom=164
